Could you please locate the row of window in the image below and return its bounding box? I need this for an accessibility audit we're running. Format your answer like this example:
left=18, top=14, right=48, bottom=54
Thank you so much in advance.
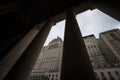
left=95, top=71, right=120, bottom=80
left=48, top=43, right=59, bottom=49
left=30, top=74, right=59, bottom=80
left=30, top=75, right=49, bottom=80
left=39, top=61, right=59, bottom=71
left=87, top=45, right=96, bottom=49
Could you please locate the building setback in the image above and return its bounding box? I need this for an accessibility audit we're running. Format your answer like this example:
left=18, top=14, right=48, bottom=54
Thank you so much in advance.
left=29, top=29, right=120, bottom=80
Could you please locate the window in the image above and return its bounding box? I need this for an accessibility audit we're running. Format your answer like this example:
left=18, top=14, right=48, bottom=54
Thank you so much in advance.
left=91, top=45, right=93, bottom=48
left=94, top=72, right=99, bottom=80
left=101, top=72, right=106, bottom=80
left=51, top=78, right=54, bottom=80
left=108, top=71, right=114, bottom=80
left=115, top=71, right=119, bottom=76
left=56, top=74, right=58, bottom=77
left=94, top=45, right=96, bottom=47
left=52, top=74, right=54, bottom=77
left=88, top=46, right=90, bottom=49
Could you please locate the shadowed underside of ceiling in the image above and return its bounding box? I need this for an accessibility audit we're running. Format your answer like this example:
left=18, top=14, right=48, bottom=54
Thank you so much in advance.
left=0, top=0, right=120, bottom=50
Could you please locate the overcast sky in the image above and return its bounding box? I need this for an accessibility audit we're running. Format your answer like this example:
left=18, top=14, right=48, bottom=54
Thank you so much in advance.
left=44, top=9, right=120, bottom=45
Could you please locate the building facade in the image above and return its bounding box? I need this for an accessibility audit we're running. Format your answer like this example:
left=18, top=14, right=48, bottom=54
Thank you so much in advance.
left=29, top=37, right=63, bottom=80
left=94, top=68, right=120, bottom=80
left=99, top=29, right=120, bottom=67
left=83, top=34, right=120, bottom=80
left=29, top=29, right=120, bottom=80
left=83, top=35, right=108, bottom=69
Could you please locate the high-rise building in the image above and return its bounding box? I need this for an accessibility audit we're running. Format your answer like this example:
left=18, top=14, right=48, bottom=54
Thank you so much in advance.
left=99, top=29, right=120, bottom=67
left=83, top=35, right=108, bottom=69
left=83, top=34, right=120, bottom=80
left=29, top=29, right=120, bottom=80
left=29, top=37, right=63, bottom=80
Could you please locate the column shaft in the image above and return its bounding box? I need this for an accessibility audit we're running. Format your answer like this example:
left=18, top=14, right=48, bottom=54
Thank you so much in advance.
left=3, top=19, right=53, bottom=80
left=61, top=9, right=96, bottom=80
left=0, top=21, right=46, bottom=80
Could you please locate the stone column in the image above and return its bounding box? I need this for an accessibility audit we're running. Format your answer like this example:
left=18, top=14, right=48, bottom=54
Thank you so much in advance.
left=0, top=21, right=46, bottom=80
left=61, top=9, right=96, bottom=80
left=3, top=19, right=53, bottom=80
